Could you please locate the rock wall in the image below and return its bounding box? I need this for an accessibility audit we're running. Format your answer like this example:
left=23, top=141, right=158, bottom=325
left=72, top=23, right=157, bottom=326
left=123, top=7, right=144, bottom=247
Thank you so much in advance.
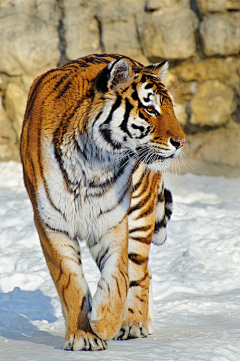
left=0, top=0, right=239, bottom=176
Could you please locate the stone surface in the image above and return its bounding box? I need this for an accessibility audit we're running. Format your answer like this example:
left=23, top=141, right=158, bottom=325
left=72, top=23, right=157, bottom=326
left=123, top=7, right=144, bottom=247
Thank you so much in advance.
left=185, top=123, right=240, bottom=177
left=145, top=0, right=189, bottom=10
left=174, top=103, right=188, bottom=127
left=4, top=83, right=28, bottom=142
left=138, top=8, right=199, bottom=60
left=97, top=0, right=146, bottom=61
left=196, top=0, right=240, bottom=12
left=173, top=57, right=231, bottom=83
left=200, top=13, right=240, bottom=56
left=62, top=0, right=101, bottom=60
left=101, top=15, right=143, bottom=60
left=0, top=95, right=19, bottom=161
left=0, top=0, right=60, bottom=77
left=190, top=81, right=237, bottom=127
left=0, top=95, right=16, bottom=143
left=0, top=0, right=239, bottom=176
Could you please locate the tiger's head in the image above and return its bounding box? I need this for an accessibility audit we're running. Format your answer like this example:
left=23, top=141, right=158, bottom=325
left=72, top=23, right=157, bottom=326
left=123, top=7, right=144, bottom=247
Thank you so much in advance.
left=89, top=56, right=186, bottom=171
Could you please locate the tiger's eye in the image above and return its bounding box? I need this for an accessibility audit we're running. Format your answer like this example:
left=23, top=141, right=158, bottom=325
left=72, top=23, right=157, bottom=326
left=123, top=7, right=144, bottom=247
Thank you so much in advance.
left=146, top=107, right=156, bottom=115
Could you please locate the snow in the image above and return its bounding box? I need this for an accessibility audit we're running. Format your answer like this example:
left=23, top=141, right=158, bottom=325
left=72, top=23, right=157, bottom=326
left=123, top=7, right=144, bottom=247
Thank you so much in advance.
left=1, top=161, right=240, bottom=361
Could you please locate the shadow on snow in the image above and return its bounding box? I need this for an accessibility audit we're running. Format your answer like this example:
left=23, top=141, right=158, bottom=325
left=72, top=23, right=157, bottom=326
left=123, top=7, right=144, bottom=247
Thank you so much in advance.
left=0, top=288, right=63, bottom=349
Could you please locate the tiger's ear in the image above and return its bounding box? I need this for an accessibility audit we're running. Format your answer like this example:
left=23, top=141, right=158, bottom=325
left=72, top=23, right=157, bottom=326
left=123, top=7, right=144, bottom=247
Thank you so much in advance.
left=146, top=60, right=169, bottom=79
left=107, top=58, right=133, bottom=91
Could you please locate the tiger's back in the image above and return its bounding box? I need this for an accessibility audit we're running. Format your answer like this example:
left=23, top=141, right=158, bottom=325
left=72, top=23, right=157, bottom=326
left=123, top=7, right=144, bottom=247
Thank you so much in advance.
left=20, top=54, right=186, bottom=351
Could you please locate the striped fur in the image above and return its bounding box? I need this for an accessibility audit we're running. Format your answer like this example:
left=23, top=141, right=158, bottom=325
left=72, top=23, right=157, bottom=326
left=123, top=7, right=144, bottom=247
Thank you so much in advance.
left=20, top=54, right=186, bottom=351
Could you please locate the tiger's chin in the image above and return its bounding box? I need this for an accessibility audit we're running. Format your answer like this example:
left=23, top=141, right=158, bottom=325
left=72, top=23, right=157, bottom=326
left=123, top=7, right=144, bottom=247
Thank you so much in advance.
left=145, top=158, right=171, bottom=172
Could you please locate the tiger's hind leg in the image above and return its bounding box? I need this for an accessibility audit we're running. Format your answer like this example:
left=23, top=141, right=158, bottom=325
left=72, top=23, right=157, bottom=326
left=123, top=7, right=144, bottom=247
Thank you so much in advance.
left=115, top=166, right=161, bottom=340
left=34, top=216, right=107, bottom=351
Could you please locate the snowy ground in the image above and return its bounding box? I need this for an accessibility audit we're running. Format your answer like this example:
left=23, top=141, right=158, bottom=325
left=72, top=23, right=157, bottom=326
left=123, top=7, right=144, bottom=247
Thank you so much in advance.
left=0, top=161, right=240, bottom=361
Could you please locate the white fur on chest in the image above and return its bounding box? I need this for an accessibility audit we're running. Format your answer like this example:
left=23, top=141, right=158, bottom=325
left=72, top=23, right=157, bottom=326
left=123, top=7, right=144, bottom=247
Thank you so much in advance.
left=37, top=140, right=132, bottom=243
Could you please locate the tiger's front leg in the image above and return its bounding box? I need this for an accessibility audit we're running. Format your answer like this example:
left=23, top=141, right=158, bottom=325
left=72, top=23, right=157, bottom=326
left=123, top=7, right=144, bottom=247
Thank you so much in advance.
left=115, top=166, right=161, bottom=340
left=34, top=216, right=107, bottom=351
left=88, top=215, right=129, bottom=340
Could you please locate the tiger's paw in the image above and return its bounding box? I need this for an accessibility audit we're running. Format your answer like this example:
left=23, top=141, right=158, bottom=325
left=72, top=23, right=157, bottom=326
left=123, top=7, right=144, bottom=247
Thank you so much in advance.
left=114, top=321, right=148, bottom=340
left=64, top=330, right=107, bottom=351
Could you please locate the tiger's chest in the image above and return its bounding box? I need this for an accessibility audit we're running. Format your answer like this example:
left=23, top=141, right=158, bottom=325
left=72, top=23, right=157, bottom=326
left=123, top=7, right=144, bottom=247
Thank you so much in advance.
left=37, top=141, right=133, bottom=242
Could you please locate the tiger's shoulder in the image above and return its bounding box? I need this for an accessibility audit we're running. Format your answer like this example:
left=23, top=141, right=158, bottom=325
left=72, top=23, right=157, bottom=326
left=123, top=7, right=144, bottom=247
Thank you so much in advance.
left=24, top=54, right=142, bottom=124
left=28, top=53, right=142, bottom=97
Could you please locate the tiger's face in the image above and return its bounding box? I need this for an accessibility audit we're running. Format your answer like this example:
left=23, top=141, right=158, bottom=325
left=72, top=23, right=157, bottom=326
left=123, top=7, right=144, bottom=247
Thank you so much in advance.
left=89, top=57, right=186, bottom=171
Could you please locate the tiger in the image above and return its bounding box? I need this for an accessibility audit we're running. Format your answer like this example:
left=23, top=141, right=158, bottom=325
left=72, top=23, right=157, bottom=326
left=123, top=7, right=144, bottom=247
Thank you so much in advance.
left=20, top=54, right=186, bottom=351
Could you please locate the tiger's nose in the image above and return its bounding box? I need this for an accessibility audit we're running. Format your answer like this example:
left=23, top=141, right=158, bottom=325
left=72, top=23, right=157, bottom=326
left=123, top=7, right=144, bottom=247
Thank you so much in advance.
left=170, top=138, right=187, bottom=149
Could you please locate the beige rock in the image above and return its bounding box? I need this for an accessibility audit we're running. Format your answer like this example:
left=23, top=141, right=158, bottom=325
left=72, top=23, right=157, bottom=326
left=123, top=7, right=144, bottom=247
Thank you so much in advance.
left=138, top=8, right=198, bottom=60
left=4, top=83, right=28, bottom=141
left=0, top=96, right=16, bottom=143
left=174, top=103, right=188, bottom=127
left=146, top=0, right=190, bottom=10
left=185, top=124, right=240, bottom=177
left=97, top=0, right=145, bottom=60
left=0, top=0, right=60, bottom=76
left=225, top=57, right=240, bottom=96
left=170, top=80, right=198, bottom=104
left=97, top=0, right=145, bottom=22
left=190, top=80, right=237, bottom=127
left=63, top=1, right=101, bottom=59
left=0, top=139, right=20, bottom=162
left=101, top=15, right=143, bottom=59
left=196, top=0, right=240, bottom=12
left=173, top=56, right=240, bottom=98
left=173, top=57, right=231, bottom=82
left=226, top=0, right=240, bottom=9
left=200, top=13, right=240, bottom=56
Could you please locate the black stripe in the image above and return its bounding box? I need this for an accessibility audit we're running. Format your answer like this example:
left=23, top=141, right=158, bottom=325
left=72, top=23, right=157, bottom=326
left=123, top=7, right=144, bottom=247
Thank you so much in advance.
left=145, top=83, right=153, bottom=89
left=136, top=203, right=155, bottom=219
left=132, top=171, right=146, bottom=194
left=53, top=72, right=71, bottom=93
left=113, top=275, right=121, bottom=297
left=53, top=101, right=82, bottom=190
left=165, top=206, right=172, bottom=220
left=92, top=110, right=103, bottom=128
left=55, top=79, right=73, bottom=99
left=128, top=253, right=148, bottom=265
left=131, top=90, right=139, bottom=101
left=36, top=112, right=68, bottom=221
left=138, top=111, right=148, bottom=121
left=95, top=66, right=110, bottom=93
left=100, top=126, right=122, bottom=150
left=128, top=191, right=152, bottom=216
left=96, top=246, right=113, bottom=272
left=44, top=220, right=70, bottom=237
left=129, top=236, right=152, bottom=245
left=154, top=218, right=166, bottom=233
left=120, top=270, right=129, bottom=294
left=25, top=69, right=58, bottom=118
left=129, top=273, right=148, bottom=288
left=103, top=95, right=122, bottom=125
left=129, top=225, right=152, bottom=234
left=130, top=280, right=140, bottom=287
left=120, top=98, right=134, bottom=138
left=164, top=188, right=173, bottom=204
left=99, top=96, right=122, bottom=149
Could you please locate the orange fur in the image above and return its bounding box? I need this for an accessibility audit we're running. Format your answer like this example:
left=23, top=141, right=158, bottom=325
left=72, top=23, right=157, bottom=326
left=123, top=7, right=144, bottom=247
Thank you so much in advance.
left=20, top=54, right=186, bottom=350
